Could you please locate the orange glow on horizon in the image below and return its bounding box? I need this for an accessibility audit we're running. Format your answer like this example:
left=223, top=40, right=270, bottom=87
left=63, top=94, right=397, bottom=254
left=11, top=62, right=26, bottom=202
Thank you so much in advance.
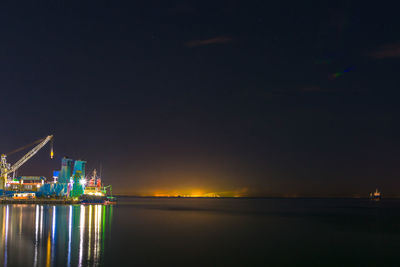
left=150, top=188, right=248, bottom=198
left=153, top=193, right=221, bottom=197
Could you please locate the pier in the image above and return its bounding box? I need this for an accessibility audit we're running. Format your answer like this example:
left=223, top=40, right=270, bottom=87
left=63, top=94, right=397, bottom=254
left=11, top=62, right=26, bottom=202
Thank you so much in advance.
left=0, top=197, right=80, bottom=205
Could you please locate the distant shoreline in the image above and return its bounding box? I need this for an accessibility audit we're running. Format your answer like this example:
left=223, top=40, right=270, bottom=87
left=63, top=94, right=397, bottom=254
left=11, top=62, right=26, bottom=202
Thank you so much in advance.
left=113, top=195, right=400, bottom=199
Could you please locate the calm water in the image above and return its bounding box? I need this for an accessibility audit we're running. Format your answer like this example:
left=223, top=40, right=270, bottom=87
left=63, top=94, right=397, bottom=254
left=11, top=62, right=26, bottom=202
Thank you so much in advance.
left=1, top=198, right=400, bottom=266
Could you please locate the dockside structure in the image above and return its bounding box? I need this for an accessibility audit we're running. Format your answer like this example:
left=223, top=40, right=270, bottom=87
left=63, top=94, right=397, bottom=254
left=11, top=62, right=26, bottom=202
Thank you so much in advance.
left=0, top=157, right=88, bottom=198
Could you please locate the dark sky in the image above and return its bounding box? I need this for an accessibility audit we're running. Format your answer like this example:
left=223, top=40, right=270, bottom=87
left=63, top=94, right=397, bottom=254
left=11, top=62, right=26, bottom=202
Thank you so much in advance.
left=1, top=1, right=400, bottom=196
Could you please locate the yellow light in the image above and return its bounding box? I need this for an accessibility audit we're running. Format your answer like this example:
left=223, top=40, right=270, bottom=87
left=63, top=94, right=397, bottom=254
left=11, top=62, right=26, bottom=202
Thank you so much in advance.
left=152, top=190, right=223, bottom=198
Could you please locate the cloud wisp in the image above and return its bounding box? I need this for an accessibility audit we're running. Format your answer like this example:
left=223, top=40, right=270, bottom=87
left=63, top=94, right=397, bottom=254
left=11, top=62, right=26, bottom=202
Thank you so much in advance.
left=185, top=36, right=233, bottom=47
left=370, top=42, right=400, bottom=59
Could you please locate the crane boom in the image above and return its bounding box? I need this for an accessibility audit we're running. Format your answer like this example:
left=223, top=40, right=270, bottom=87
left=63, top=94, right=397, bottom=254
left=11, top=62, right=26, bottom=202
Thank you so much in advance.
left=0, top=135, right=53, bottom=190
left=7, top=135, right=53, bottom=174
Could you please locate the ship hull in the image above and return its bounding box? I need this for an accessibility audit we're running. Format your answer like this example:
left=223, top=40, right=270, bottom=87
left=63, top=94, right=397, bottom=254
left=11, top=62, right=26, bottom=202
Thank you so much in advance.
left=79, top=194, right=116, bottom=205
left=79, top=194, right=107, bottom=204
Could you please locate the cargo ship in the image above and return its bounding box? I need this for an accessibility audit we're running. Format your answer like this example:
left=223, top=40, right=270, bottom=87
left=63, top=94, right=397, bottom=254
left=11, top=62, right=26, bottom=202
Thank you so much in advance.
left=79, top=169, right=116, bottom=205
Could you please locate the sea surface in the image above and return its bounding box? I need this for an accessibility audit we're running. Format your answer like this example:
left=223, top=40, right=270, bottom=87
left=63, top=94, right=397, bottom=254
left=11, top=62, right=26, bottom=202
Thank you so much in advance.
left=0, top=197, right=400, bottom=266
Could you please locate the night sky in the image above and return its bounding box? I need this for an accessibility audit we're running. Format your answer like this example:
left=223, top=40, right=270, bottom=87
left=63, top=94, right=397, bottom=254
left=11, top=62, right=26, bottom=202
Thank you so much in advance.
left=1, top=1, right=400, bottom=196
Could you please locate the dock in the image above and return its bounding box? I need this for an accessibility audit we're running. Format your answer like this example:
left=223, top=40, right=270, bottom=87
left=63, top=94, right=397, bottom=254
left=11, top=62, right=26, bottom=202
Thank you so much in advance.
left=0, top=197, right=80, bottom=205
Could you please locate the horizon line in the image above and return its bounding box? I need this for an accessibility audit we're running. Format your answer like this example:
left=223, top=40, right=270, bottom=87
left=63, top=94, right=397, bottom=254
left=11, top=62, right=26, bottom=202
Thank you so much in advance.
left=113, top=194, right=400, bottom=199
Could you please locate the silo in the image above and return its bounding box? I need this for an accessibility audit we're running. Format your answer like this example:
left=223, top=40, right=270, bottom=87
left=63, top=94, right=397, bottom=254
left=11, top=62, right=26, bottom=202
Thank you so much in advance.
left=73, top=160, right=86, bottom=179
left=58, top=157, right=73, bottom=183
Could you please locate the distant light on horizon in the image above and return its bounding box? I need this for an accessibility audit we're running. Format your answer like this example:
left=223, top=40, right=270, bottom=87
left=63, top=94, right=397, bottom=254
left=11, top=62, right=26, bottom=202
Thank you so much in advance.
left=151, top=188, right=247, bottom=198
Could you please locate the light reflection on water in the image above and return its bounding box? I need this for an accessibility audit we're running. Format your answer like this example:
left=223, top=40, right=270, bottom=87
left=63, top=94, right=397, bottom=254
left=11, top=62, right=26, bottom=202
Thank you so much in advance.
left=0, top=204, right=113, bottom=267
left=2, top=198, right=400, bottom=266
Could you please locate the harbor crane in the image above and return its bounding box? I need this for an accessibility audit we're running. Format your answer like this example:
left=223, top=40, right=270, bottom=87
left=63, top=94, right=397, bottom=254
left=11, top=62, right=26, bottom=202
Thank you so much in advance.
left=0, top=135, right=54, bottom=190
